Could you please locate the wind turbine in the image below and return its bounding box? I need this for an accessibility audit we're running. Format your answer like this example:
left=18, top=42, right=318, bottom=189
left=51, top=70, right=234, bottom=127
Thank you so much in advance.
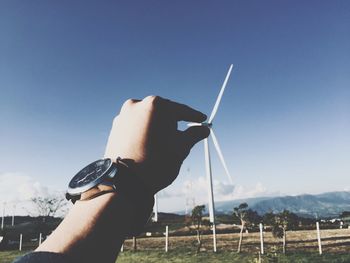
left=189, top=64, right=234, bottom=252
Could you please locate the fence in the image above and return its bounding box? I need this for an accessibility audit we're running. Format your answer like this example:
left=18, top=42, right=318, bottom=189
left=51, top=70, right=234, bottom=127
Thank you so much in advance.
left=119, top=226, right=349, bottom=254
left=2, top=226, right=350, bottom=255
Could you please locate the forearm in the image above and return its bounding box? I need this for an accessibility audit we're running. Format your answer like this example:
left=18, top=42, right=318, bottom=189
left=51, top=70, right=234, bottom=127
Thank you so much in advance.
left=36, top=192, right=137, bottom=262
left=14, top=96, right=208, bottom=263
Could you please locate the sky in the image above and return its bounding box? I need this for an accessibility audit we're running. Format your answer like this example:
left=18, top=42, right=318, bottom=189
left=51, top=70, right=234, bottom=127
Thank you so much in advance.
left=0, top=0, right=349, bottom=215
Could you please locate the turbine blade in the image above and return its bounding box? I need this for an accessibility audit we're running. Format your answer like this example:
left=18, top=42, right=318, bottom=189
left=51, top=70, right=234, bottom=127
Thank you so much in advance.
left=210, top=128, right=233, bottom=184
left=209, top=64, right=234, bottom=123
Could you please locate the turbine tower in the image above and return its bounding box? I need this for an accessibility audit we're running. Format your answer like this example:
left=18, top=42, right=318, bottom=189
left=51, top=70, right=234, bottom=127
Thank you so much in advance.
left=185, top=168, right=196, bottom=215
left=153, top=194, right=158, bottom=222
left=189, top=64, right=234, bottom=252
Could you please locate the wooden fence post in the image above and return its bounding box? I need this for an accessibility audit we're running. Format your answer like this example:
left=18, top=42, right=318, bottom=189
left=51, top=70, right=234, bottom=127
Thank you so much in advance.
left=133, top=236, right=137, bottom=251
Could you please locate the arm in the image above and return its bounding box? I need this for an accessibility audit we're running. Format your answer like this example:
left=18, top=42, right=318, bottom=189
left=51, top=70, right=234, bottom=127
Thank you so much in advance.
left=16, top=96, right=209, bottom=263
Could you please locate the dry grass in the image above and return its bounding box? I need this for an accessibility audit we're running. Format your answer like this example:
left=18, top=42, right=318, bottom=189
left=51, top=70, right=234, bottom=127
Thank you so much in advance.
left=122, top=228, right=350, bottom=254
left=2, top=229, right=350, bottom=262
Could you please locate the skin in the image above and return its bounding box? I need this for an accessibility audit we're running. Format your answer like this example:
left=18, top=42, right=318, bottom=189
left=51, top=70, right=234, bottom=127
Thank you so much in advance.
left=35, top=96, right=210, bottom=262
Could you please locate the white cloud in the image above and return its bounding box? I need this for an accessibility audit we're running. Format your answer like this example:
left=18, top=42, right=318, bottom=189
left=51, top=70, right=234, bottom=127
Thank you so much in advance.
left=0, top=172, right=50, bottom=202
left=0, top=172, right=67, bottom=216
left=231, top=182, right=268, bottom=200
left=158, top=177, right=273, bottom=212
left=181, top=177, right=236, bottom=202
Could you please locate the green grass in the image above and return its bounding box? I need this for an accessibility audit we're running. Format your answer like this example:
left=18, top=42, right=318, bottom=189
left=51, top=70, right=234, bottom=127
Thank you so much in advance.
left=116, top=250, right=350, bottom=263
left=0, top=250, right=29, bottom=263
left=2, top=249, right=350, bottom=263
left=117, top=250, right=256, bottom=263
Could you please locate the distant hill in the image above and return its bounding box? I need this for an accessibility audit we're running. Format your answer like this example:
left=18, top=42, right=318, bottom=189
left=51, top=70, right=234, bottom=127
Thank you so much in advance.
left=214, top=191, right=350, bottom=218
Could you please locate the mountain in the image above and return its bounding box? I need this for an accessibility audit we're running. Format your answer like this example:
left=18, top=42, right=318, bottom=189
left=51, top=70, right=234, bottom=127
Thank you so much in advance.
left=214, top=191, right=350, bottom=218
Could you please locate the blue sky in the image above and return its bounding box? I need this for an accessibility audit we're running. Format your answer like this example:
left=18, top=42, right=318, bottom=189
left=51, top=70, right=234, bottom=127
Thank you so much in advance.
left=0, top=1, right=349, bottom=213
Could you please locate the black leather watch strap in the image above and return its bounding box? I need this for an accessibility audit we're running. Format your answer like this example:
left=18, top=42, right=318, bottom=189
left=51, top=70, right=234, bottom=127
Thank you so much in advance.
left=112, top=158, right=154, bottom=236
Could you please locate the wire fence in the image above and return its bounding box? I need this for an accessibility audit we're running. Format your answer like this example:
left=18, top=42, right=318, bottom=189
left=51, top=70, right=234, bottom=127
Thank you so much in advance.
left=2, top=227, right=350, bottom=255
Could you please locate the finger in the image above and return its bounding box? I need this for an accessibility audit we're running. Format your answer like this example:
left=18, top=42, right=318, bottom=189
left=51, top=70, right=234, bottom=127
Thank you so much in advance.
left=182, top=126, right=210, bottom=150
left=142, top=96, right=207, bottom=122
left=120, top=98, right=142, bottom=113
left=166, top=100, right=207, bottom=123
left=122, top=98, right=142, bottom=108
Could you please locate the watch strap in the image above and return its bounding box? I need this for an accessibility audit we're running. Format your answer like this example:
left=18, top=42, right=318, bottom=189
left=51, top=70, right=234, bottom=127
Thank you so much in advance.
left=66, top=157, right=154, bottom=236
left=80, top=184, right=116, bottom=201
left=111, top=158, right=154, bottom=236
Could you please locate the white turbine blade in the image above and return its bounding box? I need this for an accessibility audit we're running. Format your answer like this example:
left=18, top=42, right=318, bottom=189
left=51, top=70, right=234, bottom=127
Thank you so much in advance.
left=210, top=128, right=233, bottom=184
left=209, top=64, right=234, bottom=123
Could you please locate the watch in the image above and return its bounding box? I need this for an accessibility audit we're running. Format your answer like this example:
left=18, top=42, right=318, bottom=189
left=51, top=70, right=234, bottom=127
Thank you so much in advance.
left=66, top=158, right=121, bottom=203
left=65, top=157, right=155, bottom=236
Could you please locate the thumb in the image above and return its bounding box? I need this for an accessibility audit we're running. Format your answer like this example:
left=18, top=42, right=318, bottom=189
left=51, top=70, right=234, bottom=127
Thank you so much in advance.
left=182, top=126, right=210, bottom=150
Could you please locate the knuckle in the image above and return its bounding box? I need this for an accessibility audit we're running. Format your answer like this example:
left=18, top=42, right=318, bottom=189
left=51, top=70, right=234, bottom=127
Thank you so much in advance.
left=144, top=95, right=162, bottom=108
left=122, top=98, right=137, bottom=109
left=113, top=115, right=120, bottom=124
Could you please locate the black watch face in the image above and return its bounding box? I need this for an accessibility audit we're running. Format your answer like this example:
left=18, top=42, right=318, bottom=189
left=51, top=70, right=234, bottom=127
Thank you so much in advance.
left=69, top=159, right=112, bottom=189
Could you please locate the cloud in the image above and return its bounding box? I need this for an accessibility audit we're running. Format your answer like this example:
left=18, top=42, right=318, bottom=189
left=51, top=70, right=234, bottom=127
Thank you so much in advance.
left=0, top=172, right=67, bottom=216
left=216, top=182, right=235, bottom=196
left=159, top=176, right=236, bottom=204
left=183, top=177, right=236, bottom=202
left=231, top=182, right=269, bottom=199
left=158, top=176, right=272, bottom=211
left=157, top=190, right=183, bottom=198
left=0, top=172, right=50, bottom=202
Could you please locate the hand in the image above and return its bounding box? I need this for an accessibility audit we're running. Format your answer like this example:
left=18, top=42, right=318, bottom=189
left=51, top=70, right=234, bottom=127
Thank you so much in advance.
left=104, top=96, right=210, bottom=194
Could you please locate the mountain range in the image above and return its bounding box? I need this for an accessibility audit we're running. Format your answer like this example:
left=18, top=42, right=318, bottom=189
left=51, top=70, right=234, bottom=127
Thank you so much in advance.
left=208, top=191, right=350, bottom=218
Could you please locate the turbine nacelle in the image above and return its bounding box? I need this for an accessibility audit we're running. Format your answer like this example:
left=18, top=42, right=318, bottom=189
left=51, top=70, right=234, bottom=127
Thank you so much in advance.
left=187, top=122, right=212, bottom=128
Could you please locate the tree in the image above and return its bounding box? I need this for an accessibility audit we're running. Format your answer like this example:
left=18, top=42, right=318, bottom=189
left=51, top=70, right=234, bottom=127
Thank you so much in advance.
left=270, top=210, right=298, bottom=254
left=232, top=203, right=248, bottom=253
left=191, top=205, right=206, bottom=253
left=340, top=211, right=350, bottom=222
left=232, top=204, right=262, bottom=253
left=340, top=211, right=350, bottom=218
left=340, top=211, right=350, bottom=226
left=262, top=211, right=276, bottom=226
left=31, top=194, right=68, bottom=221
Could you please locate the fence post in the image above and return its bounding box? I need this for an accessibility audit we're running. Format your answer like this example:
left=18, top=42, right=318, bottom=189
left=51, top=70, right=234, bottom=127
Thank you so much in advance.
left=39, top=233, right=42, bottom=246
left=132, top=236, right=137, bottom=251
left=316, top=222, right=322, bottom=255
left=259, top=223, right=264, bottom=255
left=165, top=225, right=169, bottom=252
left=19, top=234, right=22, bottom=251
left=1, top=202, right=5, bottom=230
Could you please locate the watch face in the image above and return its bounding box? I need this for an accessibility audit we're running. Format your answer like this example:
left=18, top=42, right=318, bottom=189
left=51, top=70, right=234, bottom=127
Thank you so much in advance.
left=68, top=159, right=112, bottom=191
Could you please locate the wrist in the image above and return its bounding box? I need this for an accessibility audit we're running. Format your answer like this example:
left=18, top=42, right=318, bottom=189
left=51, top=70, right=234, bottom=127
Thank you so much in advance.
left=66, top=157, right=154, bottom=236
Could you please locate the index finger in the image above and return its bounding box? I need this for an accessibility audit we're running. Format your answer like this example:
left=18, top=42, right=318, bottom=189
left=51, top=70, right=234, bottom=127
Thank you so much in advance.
left=165, top=99, right=207, bottom=123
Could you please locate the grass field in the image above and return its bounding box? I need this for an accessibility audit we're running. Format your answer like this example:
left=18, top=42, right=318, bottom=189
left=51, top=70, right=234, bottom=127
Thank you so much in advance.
left=2, top=229, right=350, bottom=262
left=3, top=249, right=350, bottom=263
